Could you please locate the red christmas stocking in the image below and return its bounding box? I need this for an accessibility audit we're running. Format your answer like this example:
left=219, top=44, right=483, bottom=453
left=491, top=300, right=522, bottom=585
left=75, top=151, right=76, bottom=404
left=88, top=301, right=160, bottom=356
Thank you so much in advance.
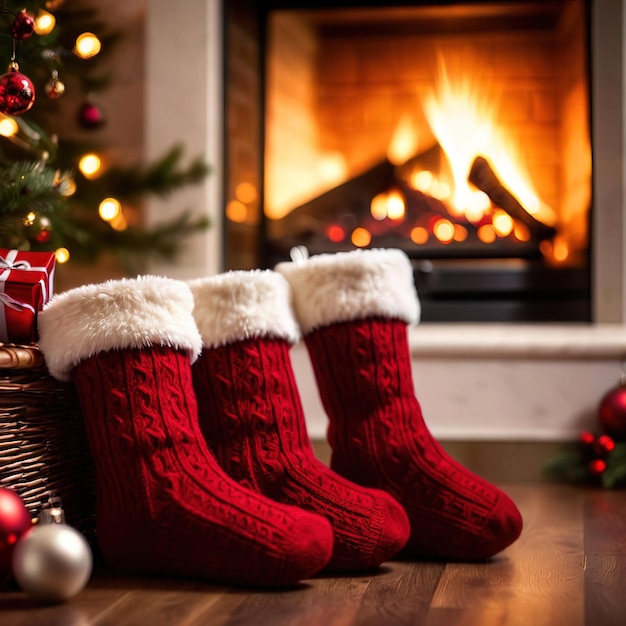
left=37, top=276, right=333, bottom=586
left=188, top=270, right=410, bottom=572
left=277, top=249, right=523, bottom=561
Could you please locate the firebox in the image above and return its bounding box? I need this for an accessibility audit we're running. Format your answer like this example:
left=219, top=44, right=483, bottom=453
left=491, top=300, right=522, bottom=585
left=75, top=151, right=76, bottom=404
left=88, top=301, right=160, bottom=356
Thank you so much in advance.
left=223, top=0, right=593, bottom=322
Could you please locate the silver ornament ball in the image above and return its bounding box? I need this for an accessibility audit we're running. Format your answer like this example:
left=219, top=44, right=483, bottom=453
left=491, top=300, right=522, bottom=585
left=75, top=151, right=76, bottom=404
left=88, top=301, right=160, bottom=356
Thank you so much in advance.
left=12, top=523, right=92, bottom=602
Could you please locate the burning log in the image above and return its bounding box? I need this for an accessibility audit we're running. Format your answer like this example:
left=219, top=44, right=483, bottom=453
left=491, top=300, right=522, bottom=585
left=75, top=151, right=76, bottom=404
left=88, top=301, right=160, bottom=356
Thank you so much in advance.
left=270, top=159, right=396, bottom=239
left=468, top=156, right=556, bottom=240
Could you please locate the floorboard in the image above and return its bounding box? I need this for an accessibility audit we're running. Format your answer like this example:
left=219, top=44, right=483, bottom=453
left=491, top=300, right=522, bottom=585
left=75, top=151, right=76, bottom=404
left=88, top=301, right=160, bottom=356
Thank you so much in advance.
left=1, top=483, right=625, bottom=625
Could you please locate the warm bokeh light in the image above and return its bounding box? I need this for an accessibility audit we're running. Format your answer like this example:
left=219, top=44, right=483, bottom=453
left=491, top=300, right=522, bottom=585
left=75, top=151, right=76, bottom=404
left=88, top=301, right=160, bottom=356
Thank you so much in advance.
left=351, top=227, right=372, bottom=247
left=235, top=182, right=257, bottom=204
left=226, top=200, right=247, bottom=223
left=410, top=170, right=434, bottom=192
left=465, top=190, right=491, bottom=222
left=0, top=116, right=18, bottom=137
left=430, top=180, right=451, bottom=202
left=477, top=223, right=497, bottom=244
left=327, top=224, right=345, bottom=242
left=453, top=224, right=468, bottom=242
left=370, top=193, right=388, bottom=221
left=78, top=153, right=101, bottom=178
left=541, top=237, right=570, bottom=264
left=55, top=247, right=70, bottom=264
left=433, top=218, right=455, bottom=244
left=74, top=33, right=101, bottom=59
left=98, top=197, right=121, bottom=221
left=386, top=190, right=406, bottom=221
left=388, top=114, right=420, bottom=165
left=109, top=212, right=128, bottom=231
left=410, top=226, right=429, bottom=245
left=492, top=209, right=514, bottom=237
left=513, top=221, right=531, bottom=242
left=33, top=10, right=56, bottom=35
left=59, top=177, right=76, bottom=197
left=318, top=151, right=347, bottom=185
left=553, top=238, right=569, bottom=262
left=24, top=212, right=36, bottom=226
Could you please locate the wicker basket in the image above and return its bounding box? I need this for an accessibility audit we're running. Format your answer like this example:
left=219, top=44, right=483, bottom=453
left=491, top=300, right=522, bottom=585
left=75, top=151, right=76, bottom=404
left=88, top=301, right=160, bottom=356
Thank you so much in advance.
left=0, top=343, right=96, bottom=542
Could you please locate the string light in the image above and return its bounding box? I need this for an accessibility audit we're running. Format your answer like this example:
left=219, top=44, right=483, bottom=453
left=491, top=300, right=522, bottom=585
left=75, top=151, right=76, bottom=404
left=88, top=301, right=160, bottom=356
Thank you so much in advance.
left=98, top=198, right=121, bottom=221
left=78, top=153, right=101, bottom=179
left=59, top=177, right=76, bottom=197
left=74, top=33, right=101, bottom=59
left=109, top=212, right=127, bottom=231
left=33, top=10, right=56, bottom=35
left=55, top=247, right=70, bottom=264
left=0, top=116, right=18, bottom=137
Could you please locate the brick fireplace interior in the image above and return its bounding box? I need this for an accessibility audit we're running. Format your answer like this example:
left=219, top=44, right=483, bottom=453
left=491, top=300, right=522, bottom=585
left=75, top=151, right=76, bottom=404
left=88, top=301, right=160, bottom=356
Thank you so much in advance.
left=223, top=0, right=592, bottom=322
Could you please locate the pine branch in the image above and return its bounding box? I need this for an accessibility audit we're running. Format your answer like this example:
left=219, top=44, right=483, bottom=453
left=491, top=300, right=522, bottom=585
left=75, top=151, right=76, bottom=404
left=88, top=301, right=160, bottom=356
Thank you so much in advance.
left=0, top=161, right=69, bottom=217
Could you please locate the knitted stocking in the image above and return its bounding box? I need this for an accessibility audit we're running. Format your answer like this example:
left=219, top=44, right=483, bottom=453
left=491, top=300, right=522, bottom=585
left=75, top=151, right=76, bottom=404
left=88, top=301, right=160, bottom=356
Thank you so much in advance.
left=188, top=271, right=410, bottom=572
left=37, top=277, right=333, bottom=586
left=277, top=249, right=523, bottom=561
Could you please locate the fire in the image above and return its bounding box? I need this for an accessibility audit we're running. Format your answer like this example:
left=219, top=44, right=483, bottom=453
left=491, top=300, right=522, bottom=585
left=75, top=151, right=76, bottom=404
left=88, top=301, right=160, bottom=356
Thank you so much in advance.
left=388, top=114, right=421, bottom=166
left=421, top=53, right=556, bottom=226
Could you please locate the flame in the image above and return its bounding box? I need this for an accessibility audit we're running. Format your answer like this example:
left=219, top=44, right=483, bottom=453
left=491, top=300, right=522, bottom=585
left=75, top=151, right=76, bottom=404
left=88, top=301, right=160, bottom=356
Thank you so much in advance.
left=422, top=53, right=556, bottom=226
left=388, top=114, right=420, bottom=165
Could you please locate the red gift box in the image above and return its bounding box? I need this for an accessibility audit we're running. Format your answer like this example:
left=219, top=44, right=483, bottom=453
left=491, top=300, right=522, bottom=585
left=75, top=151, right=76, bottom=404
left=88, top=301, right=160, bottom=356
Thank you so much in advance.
left=0, top=249, right=56, bottom=344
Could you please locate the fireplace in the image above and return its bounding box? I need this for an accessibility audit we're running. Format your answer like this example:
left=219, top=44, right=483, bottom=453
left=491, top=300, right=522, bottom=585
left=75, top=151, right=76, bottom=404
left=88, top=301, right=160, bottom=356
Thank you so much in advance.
left=223, top=0, right=593, bottom=322
left=144, top=0, right=626, bottom=442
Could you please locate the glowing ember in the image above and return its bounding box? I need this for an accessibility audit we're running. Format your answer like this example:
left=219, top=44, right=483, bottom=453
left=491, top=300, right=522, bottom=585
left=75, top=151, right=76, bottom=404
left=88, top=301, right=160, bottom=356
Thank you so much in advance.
left=352, top=227, right=372, bottom=247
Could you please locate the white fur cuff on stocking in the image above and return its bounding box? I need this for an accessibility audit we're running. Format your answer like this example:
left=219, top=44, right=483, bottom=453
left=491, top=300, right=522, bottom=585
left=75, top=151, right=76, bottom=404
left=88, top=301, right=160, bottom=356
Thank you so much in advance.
left=38, top=276, right=203, bottom=381
left=276, top=248, right=421, bottom=334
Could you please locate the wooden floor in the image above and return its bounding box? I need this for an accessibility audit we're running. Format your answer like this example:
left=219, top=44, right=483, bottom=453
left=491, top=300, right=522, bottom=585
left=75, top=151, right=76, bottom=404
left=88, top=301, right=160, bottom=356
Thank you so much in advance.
left=1, top=483, right=625, bottom=626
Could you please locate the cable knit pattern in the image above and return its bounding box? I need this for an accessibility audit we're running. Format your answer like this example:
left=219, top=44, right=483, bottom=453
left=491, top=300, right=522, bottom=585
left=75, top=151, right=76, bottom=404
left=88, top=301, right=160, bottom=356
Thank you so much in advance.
left=192, top=335, right=410, bottom=571
left=189, top=269, right=410, bottom=569
left=71, top=345, right=333, bottom=586
left=37, top=276, right=334, bottom=586
left=306, top=319, right=523, bottom=560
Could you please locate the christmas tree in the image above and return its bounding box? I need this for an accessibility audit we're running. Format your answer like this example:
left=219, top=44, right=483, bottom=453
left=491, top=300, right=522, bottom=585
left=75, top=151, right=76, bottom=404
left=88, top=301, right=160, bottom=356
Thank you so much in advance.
left=0, top=1, right=209, bottom=273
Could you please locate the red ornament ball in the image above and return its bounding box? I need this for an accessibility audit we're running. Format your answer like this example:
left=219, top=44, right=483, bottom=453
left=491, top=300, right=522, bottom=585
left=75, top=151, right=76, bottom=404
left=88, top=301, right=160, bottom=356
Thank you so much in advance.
left=579, top=431, right=595, bottom=446
left=30, top=215, right=52, bottom=244
left=0, top=69, right=36, bottom=116
left=0, top=488, right=32, bottom=576
left=599, top=382, right=626, bottom=441
left=11, top=10, right=34, bottom=40
left=78, top=101, right=104, bottom=128
left=588, top=458, right=607, bottom=477
left=595, top=434, right=616, bottom=456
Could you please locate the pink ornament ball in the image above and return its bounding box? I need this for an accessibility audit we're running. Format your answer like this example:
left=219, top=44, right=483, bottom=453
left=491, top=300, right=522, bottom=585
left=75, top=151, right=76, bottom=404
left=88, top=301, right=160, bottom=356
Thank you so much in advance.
left=78, top=101, right=105, bottom=128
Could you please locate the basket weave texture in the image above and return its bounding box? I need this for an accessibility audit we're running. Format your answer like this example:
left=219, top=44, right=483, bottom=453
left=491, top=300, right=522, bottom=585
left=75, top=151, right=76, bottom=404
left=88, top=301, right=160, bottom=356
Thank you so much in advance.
left=0, top=343, right=96, bottom=542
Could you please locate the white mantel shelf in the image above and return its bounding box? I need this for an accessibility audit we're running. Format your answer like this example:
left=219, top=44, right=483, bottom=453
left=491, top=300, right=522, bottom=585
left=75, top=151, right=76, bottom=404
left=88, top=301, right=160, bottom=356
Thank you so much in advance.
left=408, top=324, right=626, bottom=358
left=293, top=324, right=626, bottom=443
